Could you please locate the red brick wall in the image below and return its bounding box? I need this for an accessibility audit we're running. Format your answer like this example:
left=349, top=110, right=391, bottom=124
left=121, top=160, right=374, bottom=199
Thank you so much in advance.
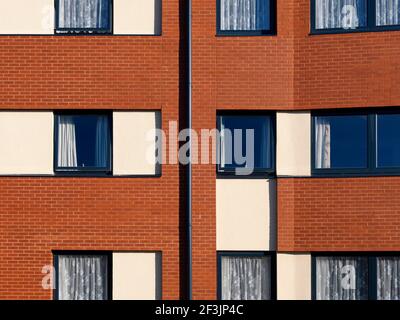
left=190, top=0, right=400, bottom=298
left=2, top=0, right=400, bottom=300
left=278, top=177, right=400, bottom=252
left=293, top=0, right=400, bottom=110
left=0, top=0, right=183, bottom=300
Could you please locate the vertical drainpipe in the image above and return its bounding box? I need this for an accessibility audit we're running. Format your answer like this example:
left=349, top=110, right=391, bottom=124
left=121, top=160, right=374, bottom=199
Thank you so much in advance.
left=187, top=0, right=193, bottom=300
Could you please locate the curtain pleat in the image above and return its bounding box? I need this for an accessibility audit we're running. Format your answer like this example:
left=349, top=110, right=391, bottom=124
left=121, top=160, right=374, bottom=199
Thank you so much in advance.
left=259, top=117, right=270, bottom=169
left=316, top=0, right=365, bottom=29
left=316, top=257, right=368, bottom=300
left=221, top=256, right=271, bottom=300
left=315, top=117, right=331, bottom=169
left=95, top=115, right=109, bottom=168
left=58, top=255, right=108, bottom=300
left=58, top=0, right=109, bottom=29
left=377, top=257, right=400, bottom=300
left=221, top=0, right=269, bottom=31
left=377, top=0, right=400, bottom=25
left=57, top=116, right=78, bottom=168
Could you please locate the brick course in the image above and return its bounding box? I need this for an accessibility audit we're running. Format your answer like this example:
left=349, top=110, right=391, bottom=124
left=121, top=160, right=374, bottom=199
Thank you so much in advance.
left=1, top=0, right=400, bottom=299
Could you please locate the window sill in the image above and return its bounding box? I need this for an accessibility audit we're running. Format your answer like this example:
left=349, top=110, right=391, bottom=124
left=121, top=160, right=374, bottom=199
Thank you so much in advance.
left=310, top=26, right=400, bottom=35
left=0, top=173, right=162, bottom=178
left=217, top=170, right=276, bottom=179
left=311, top=171, right=400, bottom=178
left=216, top=31, right=276, bottom=37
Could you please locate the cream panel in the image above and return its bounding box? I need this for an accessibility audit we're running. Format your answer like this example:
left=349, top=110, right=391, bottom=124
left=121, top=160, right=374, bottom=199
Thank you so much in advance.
left=277, top=254, right=311, bottom=300
left=113, top=111, right=161, bottom=176
left=277, top=112, right=311, bottom=177
left=113, top=0, right=162, bottom=35
left=216, top=179, right=276, bottom=251
left=0, top=112, right=53, bottom=175
left=0, top=0, right=54, bottom=34
left=112, top=252, right=162, bottom=300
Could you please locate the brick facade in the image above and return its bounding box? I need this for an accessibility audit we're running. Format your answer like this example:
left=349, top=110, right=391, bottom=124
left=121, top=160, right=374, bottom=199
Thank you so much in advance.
left=1, top=0, right=400, bottom=299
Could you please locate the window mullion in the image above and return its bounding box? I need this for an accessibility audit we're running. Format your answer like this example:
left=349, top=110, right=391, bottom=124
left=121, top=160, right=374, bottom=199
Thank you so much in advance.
left=368, top=0, right=377, bottom=28
left=368, top=113, right=377, bottom=172
left=368, top=256, right=378, bottom=300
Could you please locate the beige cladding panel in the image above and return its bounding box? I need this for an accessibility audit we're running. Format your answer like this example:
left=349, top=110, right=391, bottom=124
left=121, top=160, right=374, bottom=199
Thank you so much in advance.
left=112, top=252, right=161, bottom=300
left=113, top=0, right=162, bottom=35
left=0, top=0, right=54, bottom=34
left=277, top=254, right=311, bottom=300
left=216, top=179, right=276, bottom=251
left=0, top=112, right=54, bottom=175
left=113, top=111, right=160, bottom=176
left=277, top=112, right=311, bottom=177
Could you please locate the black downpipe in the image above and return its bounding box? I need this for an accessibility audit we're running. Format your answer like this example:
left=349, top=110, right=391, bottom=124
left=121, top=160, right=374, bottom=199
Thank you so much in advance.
left=187, top=0, right=193, bottom=300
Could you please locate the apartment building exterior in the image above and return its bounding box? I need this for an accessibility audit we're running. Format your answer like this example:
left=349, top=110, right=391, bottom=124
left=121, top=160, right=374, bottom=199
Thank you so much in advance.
left=1, top=0, right=400, bottom=301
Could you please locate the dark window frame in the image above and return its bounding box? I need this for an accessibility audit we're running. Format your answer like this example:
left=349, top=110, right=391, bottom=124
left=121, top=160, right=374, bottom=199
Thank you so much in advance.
left=53, top=251, right=113, bottom=300
left=216, top=111, right=276, bottom=177
left=217, top=251, right=277, bottom=300
left=216, top=0, right=277, bottom=36
left=311, top=252, right=400, bottom=300
left=310, top=0, right=400, bottom=35
left=54, top=111, right=113, bottom=176
left=311, top=108, right=400, bottom=177
left=55, top=0, right=114, bottom=35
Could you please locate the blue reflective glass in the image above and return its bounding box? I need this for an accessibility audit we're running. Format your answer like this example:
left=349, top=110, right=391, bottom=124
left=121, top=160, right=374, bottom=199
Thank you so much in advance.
left=219, top=115, right=273, bottom=170
left=57, top=114, right=111, bottom=170
left=315, top=0, right=367, bottom=30
left=56, top=0, right=111, bottom=31
left=220, top=0, right=270, bottom=31
left=314, top=115, right=368, bottom=169
left=377, top=114, right=400, bottom=168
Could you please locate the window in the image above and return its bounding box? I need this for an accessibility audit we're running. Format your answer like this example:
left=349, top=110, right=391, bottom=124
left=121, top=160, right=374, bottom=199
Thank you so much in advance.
left=312, top=110, right=400, bottom=175
left=55, top=253, right=111, bottom=300
left=217, top=0, right=276, bottom=35
left=55, top=113, right=111, bottom=173
left=217, top=114, right=275, bottom=176
left=314, top=114, right=368, bottom=170
left=218, top=253, right=275, bottom=300
left=315, top=256, right=369, bottom=300
left=55, top=0, right=112, bottom=34
left=313, top=254, right=400, bottom=300
left=377, top=114, right=400, bottom=168
left=311, top=0, right=400, bottom=33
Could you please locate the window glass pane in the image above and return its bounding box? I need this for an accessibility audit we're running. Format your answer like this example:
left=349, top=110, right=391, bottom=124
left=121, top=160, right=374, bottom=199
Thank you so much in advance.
left=57, top=114, right=110, bottom=170
left=377, top=256, right=400, bottom=300
left=220, top=0, right=270, bottom=31
left=58, top=255, right=108, bottom=300
left=316, top=256, right=368, bottom=300
left=376, top=0, right=400, bottom=26
left=377, top=114, right=400, bottom=168
left=221, top=255, right=272, bottom=300
left=57, top=0, right=111, bottom=31
left=315, top=0, right=367, bottom=30
left=219, top=115, right=273, bottom=171
left=314, top=115, right=368, bottom=169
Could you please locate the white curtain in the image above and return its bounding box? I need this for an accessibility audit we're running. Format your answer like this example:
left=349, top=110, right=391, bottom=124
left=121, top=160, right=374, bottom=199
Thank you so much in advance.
left=220, top=0, right=268, bottom=31
left=316, top=0, right=361, bottom=29
left=58, top=255, right=108, bottom=300
left=58, top=116, right=78, bottom=168
left=315, top=117, right=331, bottom=169
left=95, top=116, right=109, bottom=168
left=221, top=256, right=271, bottom=300
left=259, top=118, right=271, bottom=169
left=58, top=0, right=109, bottom=29
left=220, top=119, right=233, bottom=168
left=376, top=0, right=400, bottom=26
left=316, top=257, right=368, bottom=300
left=377, top=257, right=400, bottom=300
